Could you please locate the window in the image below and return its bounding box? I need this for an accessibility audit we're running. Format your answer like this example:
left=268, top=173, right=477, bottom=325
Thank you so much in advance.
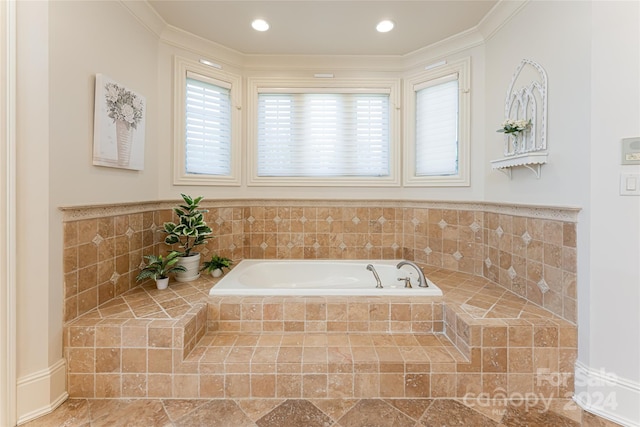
left=174, top=57, right=241, bottom=185
left=248, top=79, right=401, bottom=186
left=404, top=57, right=470, bottom=186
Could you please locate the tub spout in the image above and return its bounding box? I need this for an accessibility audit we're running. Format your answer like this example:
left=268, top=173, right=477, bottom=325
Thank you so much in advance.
left=366, top=264, right=383, bottom=288
left=396, top=260, right=428, bottom=288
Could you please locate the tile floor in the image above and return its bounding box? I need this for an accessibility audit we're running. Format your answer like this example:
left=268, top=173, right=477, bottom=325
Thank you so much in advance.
left=23, top=397, right=622, bottom=427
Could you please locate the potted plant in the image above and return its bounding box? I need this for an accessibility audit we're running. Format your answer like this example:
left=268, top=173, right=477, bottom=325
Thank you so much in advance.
left=201, top=255, right=233, bottom=278
left=163, top=194, right=212, bottom=282
left=136, top=251, right=186, bottom=290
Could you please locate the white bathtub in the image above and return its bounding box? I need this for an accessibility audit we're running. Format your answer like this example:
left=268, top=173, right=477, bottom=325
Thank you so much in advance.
left=208, top=259, right=443, bottom=296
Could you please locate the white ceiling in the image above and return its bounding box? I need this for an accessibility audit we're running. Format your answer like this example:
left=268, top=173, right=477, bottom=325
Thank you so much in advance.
left=148, top=1, right=498, bottom=56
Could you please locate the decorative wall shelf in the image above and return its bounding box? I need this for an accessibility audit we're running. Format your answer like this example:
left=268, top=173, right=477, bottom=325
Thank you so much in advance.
left=491, top=152, right=548, bottom=179
left=492, top=59, right=549, bottom=178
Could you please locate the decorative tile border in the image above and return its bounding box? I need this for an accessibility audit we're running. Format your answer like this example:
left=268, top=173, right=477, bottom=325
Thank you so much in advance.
left=60, top=199, right=581, bottom=223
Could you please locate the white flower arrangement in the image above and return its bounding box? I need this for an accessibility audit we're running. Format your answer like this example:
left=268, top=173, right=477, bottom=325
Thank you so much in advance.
left=105, top=82, right=144, bottom=130
left=497, top=118, right=531, bottom=135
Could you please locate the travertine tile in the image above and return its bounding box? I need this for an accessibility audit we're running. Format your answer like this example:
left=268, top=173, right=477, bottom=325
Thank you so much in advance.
left=338, top=399, right=415, bottom=427
left=421, top=399, right=497, bottom=426
left=256, top=399, right=332, bottom=427
left=174, top=400, right=255, bottom=427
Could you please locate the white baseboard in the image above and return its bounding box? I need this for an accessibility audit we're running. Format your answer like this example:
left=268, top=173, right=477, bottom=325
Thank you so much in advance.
left=574, top=360, right=640, bottom=427
left=16, top=358, right=67, bottom=425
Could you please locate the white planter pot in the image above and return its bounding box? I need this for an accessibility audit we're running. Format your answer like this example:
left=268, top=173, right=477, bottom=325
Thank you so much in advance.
left=175, top=253, right=201, bottom=282
left=156, top=277, right=169, bottom=290
left=211, top=268, right=223, bottom=278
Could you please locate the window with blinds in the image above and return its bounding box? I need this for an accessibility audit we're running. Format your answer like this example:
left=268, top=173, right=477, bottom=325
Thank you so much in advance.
left=173, top=57, right=241, bottom=186
left=185, top=76, right=231, bottom=175
left=403, top=57, right=470, bottom=187
left=415, top=76, right=459, bottom=176
left=257, top=92, right=390, bottom=177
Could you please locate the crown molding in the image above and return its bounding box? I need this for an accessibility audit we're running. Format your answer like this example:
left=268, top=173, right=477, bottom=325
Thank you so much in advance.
left=477, top=0, right=529, bottom=42
left=160, top=24, right=246, bottom=69
left=121, top=0, right=527, bottom=73
left=118, top=0, right=166, bottom=39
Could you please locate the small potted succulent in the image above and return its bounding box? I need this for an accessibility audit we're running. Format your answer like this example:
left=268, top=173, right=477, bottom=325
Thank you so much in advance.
left=163, top=194, right=212, bottom=282
left=201, top=254, right=233, bottom=277
left=136, top=251, right=186, bottom=290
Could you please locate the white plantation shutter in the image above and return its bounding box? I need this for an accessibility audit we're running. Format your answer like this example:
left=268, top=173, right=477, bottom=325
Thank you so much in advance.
left=185, top=74, right=231, bottom=175
left=415, top=74, right=459, bottom=176
left=257, top=92, right=390, bottom=177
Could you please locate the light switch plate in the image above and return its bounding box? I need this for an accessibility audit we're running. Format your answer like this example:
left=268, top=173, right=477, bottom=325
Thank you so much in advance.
left=620, top=173, right=640, bottom=195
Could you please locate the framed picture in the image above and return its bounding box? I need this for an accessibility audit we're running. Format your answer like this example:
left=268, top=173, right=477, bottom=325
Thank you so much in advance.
left=92, top=74, right=146, bottom=170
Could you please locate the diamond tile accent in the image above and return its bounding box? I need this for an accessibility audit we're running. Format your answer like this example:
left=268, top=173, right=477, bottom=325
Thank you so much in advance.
left=495, top=226, right=504, bottom=238
left=411, top=218, right=420, bottom=227
left=287, top=242, right=295, bottom=249
left=138, top=261, right=146, bottom=270
left=521, top=231, right=532, bottom=246
left=424, top=247, right=433, bottom=255
left=125, top=227, right=135, bottom=239
left=215, top=217, right=224, bottom=226
left=247, top=216, right=255, bottom=224
left=352, top=216, right=361, bottom=225
left=150, top=223, right=157, bottom=233
left=259, top=242, right=268, bottom=250
left=391, top=243, right=399, bottom=250
left=273, top=215, right=282, bottom=225
left=109, top=272, right=120, bottom=285
left=325, top=216, right=334, bottom=224
left=92, top=234, right=104, bottom=246
left=537, top=278, right=551, bottom=294
left=484, top=257, right=492, bottom=268
left=312, top=242, right=321, bottom=250
left=377, top=216, right=387, bottom=225
left=365, top=242, right=373, bottom=250
left=229, top=243, right=237, bottom=251
left=508, top=266, right=517, bottom=280
left=438, top=219, right=448, bottom=229
left=339, top=242, right=347, bottom=250
left=201, top=247, right=210, bottom=256
left=453, top=251, right=463, bottom=261
left=470, top=221, right=481, bottom=233
left=299, top=216, right=307, bottom=224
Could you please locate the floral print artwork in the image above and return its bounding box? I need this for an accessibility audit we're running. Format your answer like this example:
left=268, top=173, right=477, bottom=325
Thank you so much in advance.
left=93, top=74, right=146, bottom=170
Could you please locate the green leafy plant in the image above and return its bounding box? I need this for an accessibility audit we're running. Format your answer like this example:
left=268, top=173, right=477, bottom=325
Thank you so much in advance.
left=201, top=255, right=233, bottom=274
left=163, top=194, right=213, bottom=257
left=136, top=251, right=186, bottom=282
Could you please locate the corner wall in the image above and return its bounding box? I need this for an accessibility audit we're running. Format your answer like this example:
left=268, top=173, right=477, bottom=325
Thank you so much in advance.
left=581, top=2, right=640, bottom=425
left=484, top=1, right=640, bottom=425
left=15, top=1, right=161, bottom=423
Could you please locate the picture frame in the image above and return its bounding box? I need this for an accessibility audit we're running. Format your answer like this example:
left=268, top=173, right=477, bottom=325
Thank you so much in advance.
left=92, top=74, right=146, bottom=170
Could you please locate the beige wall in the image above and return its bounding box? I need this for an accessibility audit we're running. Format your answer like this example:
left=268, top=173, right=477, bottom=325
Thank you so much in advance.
left=15, top=0, right=160, bottom=422
left=484, top=2, right=639, bottom=424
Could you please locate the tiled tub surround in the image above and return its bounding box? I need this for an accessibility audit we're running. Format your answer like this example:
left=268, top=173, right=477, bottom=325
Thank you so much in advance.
left=61, top=200, right=578, bottom=400
left=61, top=199, right=579, bottom=324
left=64, top=268, right=577, bottom=399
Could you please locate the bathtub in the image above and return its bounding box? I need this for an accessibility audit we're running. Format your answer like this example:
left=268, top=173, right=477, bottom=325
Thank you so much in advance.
left=208, top=259, right=442, bottom=296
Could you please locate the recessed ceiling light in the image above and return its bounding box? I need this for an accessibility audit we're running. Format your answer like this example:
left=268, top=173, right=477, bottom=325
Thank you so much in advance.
left=252, top=19, right=270, bottom=32
left=376, top=20, right=394, bottom=33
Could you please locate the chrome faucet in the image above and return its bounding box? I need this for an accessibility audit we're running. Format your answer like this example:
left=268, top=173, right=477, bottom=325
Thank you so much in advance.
left=396, top=260, right=428, bottom=288
left=366, top=264, right=383, bottom=288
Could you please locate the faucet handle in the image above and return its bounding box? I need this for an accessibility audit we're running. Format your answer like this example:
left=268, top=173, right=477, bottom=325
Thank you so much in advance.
left=397, top=277, right=412, bottom=288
